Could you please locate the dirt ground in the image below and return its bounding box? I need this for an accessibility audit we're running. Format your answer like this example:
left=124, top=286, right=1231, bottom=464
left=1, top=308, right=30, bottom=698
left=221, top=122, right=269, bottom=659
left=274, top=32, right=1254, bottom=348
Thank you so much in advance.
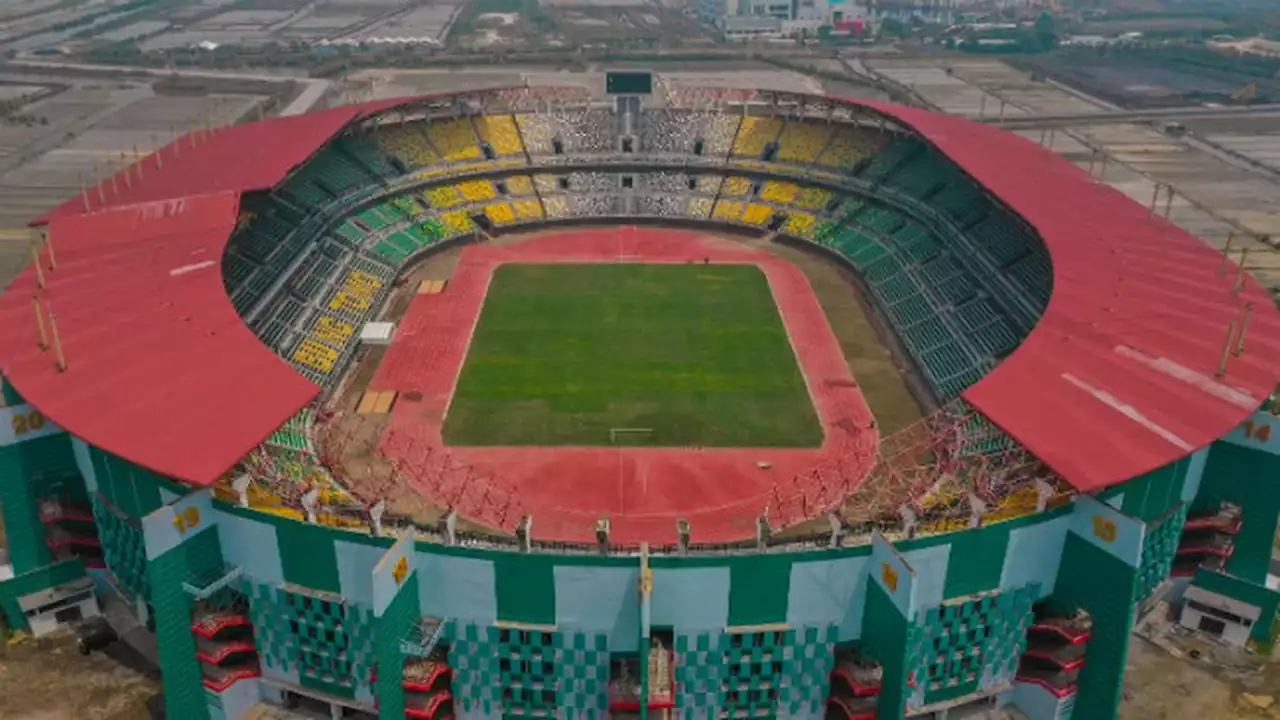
left=0, top=632, right=159, bottom=720
left=1121, top=637, right=1280, bottom=720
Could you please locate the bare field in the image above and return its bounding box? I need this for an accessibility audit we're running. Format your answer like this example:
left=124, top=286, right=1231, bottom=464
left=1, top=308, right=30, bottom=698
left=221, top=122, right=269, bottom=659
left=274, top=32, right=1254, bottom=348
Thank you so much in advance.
left=0, top=633, right=159, bottom=720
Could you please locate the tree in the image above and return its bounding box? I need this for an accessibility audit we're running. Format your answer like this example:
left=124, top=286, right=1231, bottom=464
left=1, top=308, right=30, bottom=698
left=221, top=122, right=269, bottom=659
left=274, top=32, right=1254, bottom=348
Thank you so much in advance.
left=1033, top=11, right=1058, bottom=51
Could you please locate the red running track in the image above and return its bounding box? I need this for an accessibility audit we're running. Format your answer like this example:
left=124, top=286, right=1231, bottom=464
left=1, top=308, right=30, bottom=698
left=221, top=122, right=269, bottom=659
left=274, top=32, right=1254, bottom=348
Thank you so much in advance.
left=369, top=228, right=878, bottom=544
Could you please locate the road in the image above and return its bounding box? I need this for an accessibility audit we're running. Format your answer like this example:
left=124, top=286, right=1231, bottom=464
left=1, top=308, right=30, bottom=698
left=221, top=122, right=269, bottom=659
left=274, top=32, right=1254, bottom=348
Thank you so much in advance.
left=6, top=59, right=332, bottom=117
left=985, top=104, right=1280, bottom=129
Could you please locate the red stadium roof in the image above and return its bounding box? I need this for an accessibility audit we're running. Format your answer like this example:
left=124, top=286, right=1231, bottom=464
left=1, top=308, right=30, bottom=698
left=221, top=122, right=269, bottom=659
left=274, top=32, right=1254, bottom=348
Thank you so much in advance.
left=864, top=102, right=1280, bottom=491
left=0, top=193, right=318, bottom=482
left=0, top=92, right=1277, bottom=492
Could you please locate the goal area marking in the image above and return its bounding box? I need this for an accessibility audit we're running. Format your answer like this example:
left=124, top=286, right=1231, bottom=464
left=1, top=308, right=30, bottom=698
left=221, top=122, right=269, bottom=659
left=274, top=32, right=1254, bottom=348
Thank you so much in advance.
left=610, top=428, right=654, bottom=444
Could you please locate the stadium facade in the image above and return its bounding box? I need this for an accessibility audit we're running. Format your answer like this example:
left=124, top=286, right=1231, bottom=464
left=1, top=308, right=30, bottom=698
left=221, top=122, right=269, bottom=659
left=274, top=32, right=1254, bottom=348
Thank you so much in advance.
left=0, top=86, right=1278, bottom=720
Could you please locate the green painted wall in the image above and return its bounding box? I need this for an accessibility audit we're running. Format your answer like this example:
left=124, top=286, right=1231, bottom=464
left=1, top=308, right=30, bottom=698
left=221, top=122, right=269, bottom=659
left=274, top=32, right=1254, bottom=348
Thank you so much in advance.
left=1193, top=567, right=1280, bottom=645
left=0, top=446, right=52, bottom=574
left=376, top=579, right=420, bottom=719
left=277, top=518, right=341, bottom=592
left=1051, top=533, right=1137, bottom=720
left=150, top=526, right=219, bottom=720
left=728, top=552, right=791, bottom=626
left=1195, top=441, right=1280, bottom=584
left=1117, top=458, right=1188, bottom=524
left=493, top=551, right=556, bottom=624
left=942, top=520, right=1011, bottom=599
left=0, top=432, right=77, bottom=575
left=89, top=447, right=168, bottom=519
left=861, top=581, right=909, bottom=720
left=1, top=376, right=23, bottom=405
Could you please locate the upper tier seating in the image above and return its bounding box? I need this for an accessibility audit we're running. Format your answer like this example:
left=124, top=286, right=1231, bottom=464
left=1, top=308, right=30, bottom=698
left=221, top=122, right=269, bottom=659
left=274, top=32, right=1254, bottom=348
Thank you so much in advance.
left=518, top=109, right=615, bottom=155
left=859, top=136, right=1053, bottom=319
left=638, top=110, right=741, bottom=156
left=427, top=118, right=483, bottom=163
left=225, top=116, right=1059, bottom=401
left=376, top=123, right=440, bottom=170
left=775, top=121, right=832, bottom=164
left=816, top=125, right=885, bottom=172
left=731, top=116, right=783, bottom=158
left=811, top=198, right=1027, bottom=400
left=474, top=114, right=525, bottom=157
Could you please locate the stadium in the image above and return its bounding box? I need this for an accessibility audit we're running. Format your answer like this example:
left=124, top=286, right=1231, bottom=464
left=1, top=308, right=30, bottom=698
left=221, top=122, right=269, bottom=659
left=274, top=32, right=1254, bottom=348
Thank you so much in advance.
left=0, top=77, right=1279, bottom=720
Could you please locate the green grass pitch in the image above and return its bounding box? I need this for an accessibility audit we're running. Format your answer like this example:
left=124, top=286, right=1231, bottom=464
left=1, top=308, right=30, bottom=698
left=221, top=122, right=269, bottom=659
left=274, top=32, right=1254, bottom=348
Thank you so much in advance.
left=442, top=263, right=823, bottom=447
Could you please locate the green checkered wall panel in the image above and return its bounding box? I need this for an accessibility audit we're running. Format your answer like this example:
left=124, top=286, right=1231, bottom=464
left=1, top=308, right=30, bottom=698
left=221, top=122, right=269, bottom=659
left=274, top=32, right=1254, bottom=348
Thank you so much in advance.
left=451, top=623, right=502, bottom=715
left=907, top=585, right=1036, bottom=709
left=92, top=496, right=149, bottom=602
left=776, top=625, right=837, bottom=716
left=981, top=585, right=1037, bottom=687
left=1135, top=505, right=1187, bottom=603
left=451, top=622, right=573, bottom=717
left=243, top=581, right=377, bottom=700
left=673, top=627, right=835, bottom=718
left=555, top=631, right=610, bottom=717
left=674, top=632, right=729, bottom=713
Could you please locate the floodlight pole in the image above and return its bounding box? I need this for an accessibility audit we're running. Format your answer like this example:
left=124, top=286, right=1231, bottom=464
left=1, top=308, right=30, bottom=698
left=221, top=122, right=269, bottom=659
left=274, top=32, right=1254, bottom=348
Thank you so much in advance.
left=1216, top=321, right=1236, bottom=377
left=48, top=305, right=67, bottom=372
left=29, top=244, right=44, bottom=289
left=1234, top=247, right=1250, bottom=294
left=32, top=296, right=47, bottom=350
left=40, top=228, right=55, bottom=270
left=78, top=173, right=90, bottom=212
left=1235, top=303, right=1253, bottom=357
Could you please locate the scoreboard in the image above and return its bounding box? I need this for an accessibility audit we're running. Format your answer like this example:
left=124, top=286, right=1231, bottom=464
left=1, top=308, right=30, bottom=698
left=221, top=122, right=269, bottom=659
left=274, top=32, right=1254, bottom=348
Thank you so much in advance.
left=606, top=70, right=653, bottom=95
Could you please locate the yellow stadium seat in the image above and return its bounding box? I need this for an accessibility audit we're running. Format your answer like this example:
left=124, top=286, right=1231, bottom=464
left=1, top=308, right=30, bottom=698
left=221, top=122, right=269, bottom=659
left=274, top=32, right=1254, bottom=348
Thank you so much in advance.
left=377, top=124, right=440, bottom=167
left=427, top=118, right=482, bottom=162
left=712, top=200, right=745, bottom=221
left=506, top=175, right=535, bottom=195
left=484, top=202, right=516, bottom=225
left=423, top=185, right=465, bottom=209
left=784, top=213, right=816, bottom=238
left=475, top=115, right=525, bottom=156
left=440, top=211, right=475, bottom=235
left=731, top=116, right=782, bottom=157
left=776, top=121, right=832, bottom=164
left=720, top=176, right=751, bottom=197
left=742, top=204, right=772, bottom=227
left=794, top=187, right=832, bottom=211
left=760, top=181, right=799, bottom=204
left=512, top=199, right=543, bottom=220
left=457, top=180, right=497, bottom=203
left=816, top=126, right=884, bottom=171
